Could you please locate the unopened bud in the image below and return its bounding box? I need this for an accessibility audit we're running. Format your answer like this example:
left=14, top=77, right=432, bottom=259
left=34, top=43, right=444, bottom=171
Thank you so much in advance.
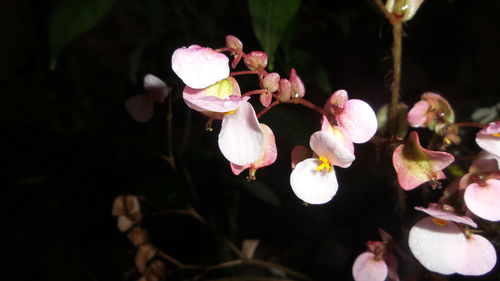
left=289, top=68, right=305, bottom=98
left=262, top=72, right=280, bottom=92
left=278, top=79, right=291, bottom=102
left=386, top=0, right=424, bottom=21
left=244, top=51, right=268, bottom=70
left=225, top=35, right=243, bottom=53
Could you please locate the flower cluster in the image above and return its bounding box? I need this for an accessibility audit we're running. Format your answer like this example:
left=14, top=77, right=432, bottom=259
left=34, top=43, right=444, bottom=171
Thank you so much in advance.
left=170, top=35, right=377, bottom=203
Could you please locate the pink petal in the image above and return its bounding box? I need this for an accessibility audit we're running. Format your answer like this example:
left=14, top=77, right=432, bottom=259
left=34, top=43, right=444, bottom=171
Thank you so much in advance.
left=464, top=179, right=500, bottom=221
left=337, top=99, right=377, bottom=143
left=407, top=100, right=430, bottom=128
left=218, top=102, right=264, bottom=166
left=263, top=72, right=280, bottom=93
left=408, top=217, right=467, bottom=275
left=392, top=131, right=455, bottom=190
left=455, top=234, right=497, bottom=276
left=289, top=158, right=338, bottom=204
left=230, top=123, right=277, bottom=175
left=183, top=77, right=248, bottom=113
left=327, top=89, right=348, bottom=109
left=171, top=45, right=229, bottom=89
left=321, top=116, right=355, bottom=154
left=310, top=130, right=355, bottom=168
left=352, top=252, right=388, bottom=281
left=291, top=145, right=311, bottom=169
left=125, top=95, right=154, bottom=123
left=143, top=74, right=169, bottom=103
left=260, top=92, right=272, bottom=107
left=476, top=121, right=500, bottom=158
left=415, top=205, right=477, bottom=228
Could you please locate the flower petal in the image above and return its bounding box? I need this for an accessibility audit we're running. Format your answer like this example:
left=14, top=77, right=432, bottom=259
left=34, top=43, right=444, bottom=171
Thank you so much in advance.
left=290, top=158, right=338, bottom=204
left=218, top=102, right=264, bottom=166
left=408, top=217, right=466, bottom=275
left=455, top=234, right=497, bottom=276
left=407, top=100, right=430, bottom=127
left=172, top=45, right=229, bottom=89
left=392, top=131, right=455, bottom=190
left=310, top=129, right=355, bottom=168
left=476, top=121, right=500, bottom=158
left=337, top=99, right=377, bottom=143
left=464, top=179, right=500, bottom=221
left=352, top=252, right=388, bottom=281
left=125, top=95, right=154, bottom=123
left=415, top=205, right=477, bottom=228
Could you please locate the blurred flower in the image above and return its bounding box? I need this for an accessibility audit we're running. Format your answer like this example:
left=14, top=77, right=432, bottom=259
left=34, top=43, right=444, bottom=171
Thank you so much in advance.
left=475, top=121, right=500, bottom=158
left=289, top=68, right=305, bottom=98
left=385, top=0, right=425, bottom=21
left=407, top=92, right=454, bottom=133
left=464, top=178, right=500, bottom=221
left=125, top=74, right=169, bottom=123
left=352, top=252, right=388, bottom=281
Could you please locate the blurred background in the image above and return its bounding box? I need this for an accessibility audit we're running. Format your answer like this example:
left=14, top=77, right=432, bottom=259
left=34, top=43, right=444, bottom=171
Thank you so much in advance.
left=2, top=0, right=500, bottom=280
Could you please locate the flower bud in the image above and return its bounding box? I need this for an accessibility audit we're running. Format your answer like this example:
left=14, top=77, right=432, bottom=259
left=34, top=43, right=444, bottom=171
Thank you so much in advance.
left=262, top=72, right=280, bottom=93
left=225, top=35, right=243, bottom=54
left=386, top=0, right=425, bottom=21
left=289, top=68, right=305, bottom=98
left=244, top=51, right=268, bottom=71
left=278, top=79, right=291, bottom=102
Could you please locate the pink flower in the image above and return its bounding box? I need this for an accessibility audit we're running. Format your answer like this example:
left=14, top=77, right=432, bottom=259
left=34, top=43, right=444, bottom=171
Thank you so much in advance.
left=407, top=92, right=455, bottom=132
left=409, top=207, right=496, bottom=276
left=171, top=45, right=229, bottom=89
left=218, top=101, right=264, bottom=166
left=352, top=252, right=388, bottom=281
left=289, top=127, right=355, bottom=204
left=324, top=90, right=377, bottom=143
left=392, top=131, right=455, bottom=190
left=289, top=68, right=305, bottom=98
left=475, top=121, right=500, bottom=158
left=464, top=178, right=500, bottom=221
left=183, top=77, right=249, bottom=113
left=230, top=123, right=277, bottom=179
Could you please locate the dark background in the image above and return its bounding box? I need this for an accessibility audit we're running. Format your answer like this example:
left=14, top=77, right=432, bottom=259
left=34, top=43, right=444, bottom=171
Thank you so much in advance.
left=2, top=0, right=500, bottom=280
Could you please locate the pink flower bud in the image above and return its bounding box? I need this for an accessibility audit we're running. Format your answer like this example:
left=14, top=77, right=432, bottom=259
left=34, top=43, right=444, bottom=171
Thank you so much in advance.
left=225, top=35, right=243, bottom=53
left=278, top=79, right=291, bottom=102
left=262, top=72, right=280, bottom=93
left=244, top=51, right=268, bottom=71
left=289, top=68, right=305, bottom=98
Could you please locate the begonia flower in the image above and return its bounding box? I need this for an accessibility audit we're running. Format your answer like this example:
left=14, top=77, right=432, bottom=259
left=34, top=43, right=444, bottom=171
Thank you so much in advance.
left=218, top=101, right=264, bottom=166
left=407, top=92, right=455, bottom=132
left=230, top=123, right=277, bottom=179
left=183, top=77, right=249, bottom=113
left=352, top=252, right=388, bottom=281
left=244, top=51, right=267, bottom=71
left=290, top=127, right=355, bottom=204
left=409, top=206, right=496, bottom=276
left=464, top=178, right=500, bottom=221
left=324, top=90, right=377, bottom=143
left=172, top=45, right=229, bottom=89
left=392, top=131, right=455, bottom=190
left=278, top=79, right=292, bottom=102
left=475, top=121, right=500, bottom=158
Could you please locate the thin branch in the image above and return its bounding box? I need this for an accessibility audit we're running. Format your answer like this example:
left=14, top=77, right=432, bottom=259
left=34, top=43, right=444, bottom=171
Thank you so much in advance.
left=248, top=260, right=311, bottom=281
left=257, top=100, right=280, bottom=118
left=230, top=70, right=260, bottom=77
left=243, top=89, right=268, bottom=97
left=389, top=21, right=403, bottom=135
left=166, top=94, right=176, bottom=169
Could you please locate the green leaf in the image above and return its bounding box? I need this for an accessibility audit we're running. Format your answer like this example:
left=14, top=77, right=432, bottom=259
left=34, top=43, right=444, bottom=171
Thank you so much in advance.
left=49, top=0, right=116, bottom=70
left=240, top=180, right=281, bottom=207
left=248, top=0, right=301, bottom=70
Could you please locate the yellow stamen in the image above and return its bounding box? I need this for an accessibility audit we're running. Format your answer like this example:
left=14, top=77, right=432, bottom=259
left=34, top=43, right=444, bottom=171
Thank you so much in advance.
left=316, top=156, right=332, bottom=172
left=225, top=109, right=238, bottom=115
left=431, top=217, right=449, bottom=227
left=493, top=133, right=500, bottom=137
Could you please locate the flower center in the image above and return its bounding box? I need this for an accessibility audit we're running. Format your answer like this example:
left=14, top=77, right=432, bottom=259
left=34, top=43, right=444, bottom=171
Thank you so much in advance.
left=225, top=109, right=238, bottom=115
left=316, top=156, right=332, bottom=172
left=431, top=217, right=448, bottom=227
left=492, top=133, right=500, bottom=137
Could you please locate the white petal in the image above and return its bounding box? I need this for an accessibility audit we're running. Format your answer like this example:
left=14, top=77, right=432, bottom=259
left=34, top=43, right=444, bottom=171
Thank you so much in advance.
left=352, top=252, right=388, bottom=281
left=310, top=130, right=355, bottom=168
left=218, top=102, right=264, bottom=166
left=290, top=158, right=338, bottom=204
left=408, top=217, right=466, bottom=275
left=125, top=95, right=154, bottom=123
left=143, top=74, right=169, bottom=103
left=455, top=234, right=496, bottom=276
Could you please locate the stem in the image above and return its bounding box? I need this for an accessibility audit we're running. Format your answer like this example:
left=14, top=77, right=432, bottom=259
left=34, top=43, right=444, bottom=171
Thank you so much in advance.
left=389, top=21, right=403, bottom=135
left=157, top=250, right=187, bottom=268
left=257, top=100, right=280, bottom=118
left=242, top=89, right=268, bottom=97
left=372, top=0, right=397, bottom=23
left=289, top=98, right=327, bottom=116
left=452, top=122, right=486, bottom=129
left=230, top=70, right=260, bottom=76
